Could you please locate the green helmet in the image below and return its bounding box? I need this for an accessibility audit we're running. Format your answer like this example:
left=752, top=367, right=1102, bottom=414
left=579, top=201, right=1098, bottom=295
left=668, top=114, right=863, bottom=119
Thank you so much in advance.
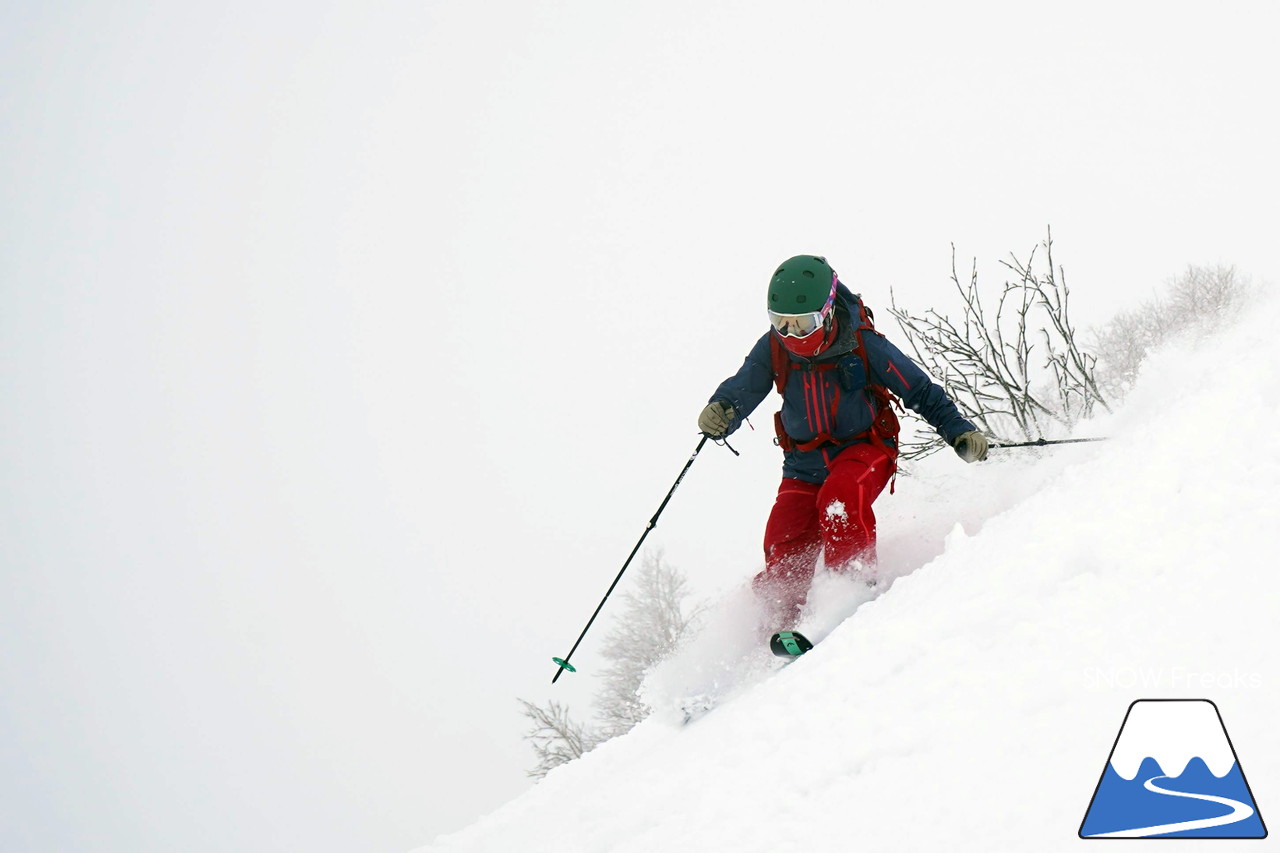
left=767, top=255, right=837, bottom=314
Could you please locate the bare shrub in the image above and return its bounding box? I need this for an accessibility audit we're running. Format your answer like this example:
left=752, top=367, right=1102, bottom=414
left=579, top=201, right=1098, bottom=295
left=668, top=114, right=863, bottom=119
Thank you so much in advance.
left=518, top=551, right=702, bottom=778
left=517, top=699, right=601, bottom=781
left=1091, top=264, right=1251, bottom=398
left=888, top=228, right=1109, bottom=459
left=594, top=551, right=705, bottom=739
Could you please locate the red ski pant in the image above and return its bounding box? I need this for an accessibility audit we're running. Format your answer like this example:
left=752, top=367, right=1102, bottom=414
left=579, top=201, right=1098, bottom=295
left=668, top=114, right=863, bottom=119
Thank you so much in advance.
left=753, top=443, right=895, bottom=625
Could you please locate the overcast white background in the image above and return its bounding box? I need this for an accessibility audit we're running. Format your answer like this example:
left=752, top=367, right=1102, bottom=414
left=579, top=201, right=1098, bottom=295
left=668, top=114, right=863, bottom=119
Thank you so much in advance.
left=2, top=2, right=1277, bottom=851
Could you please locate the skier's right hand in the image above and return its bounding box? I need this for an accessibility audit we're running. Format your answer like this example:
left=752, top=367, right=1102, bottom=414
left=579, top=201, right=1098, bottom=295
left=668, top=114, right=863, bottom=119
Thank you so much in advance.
left=698, top=401, right=734, bottom=437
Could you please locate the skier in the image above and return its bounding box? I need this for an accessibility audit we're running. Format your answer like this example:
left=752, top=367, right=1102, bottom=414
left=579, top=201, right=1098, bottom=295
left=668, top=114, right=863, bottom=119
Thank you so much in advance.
left=698, top=254, right=988, bottom=635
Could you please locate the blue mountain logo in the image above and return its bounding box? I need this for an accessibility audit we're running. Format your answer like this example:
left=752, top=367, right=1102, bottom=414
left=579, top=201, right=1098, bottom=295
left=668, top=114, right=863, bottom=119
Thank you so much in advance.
left=1080, top=699, right=1266, bottom=838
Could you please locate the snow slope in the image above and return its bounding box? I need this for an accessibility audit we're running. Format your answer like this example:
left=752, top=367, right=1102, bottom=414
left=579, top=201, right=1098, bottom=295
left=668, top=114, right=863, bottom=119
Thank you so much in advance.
left=417, top=297, right=1279, bottom=852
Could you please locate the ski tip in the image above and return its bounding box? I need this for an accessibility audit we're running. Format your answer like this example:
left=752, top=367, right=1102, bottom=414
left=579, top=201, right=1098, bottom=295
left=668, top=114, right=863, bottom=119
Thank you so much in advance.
left=769, top=630, right=814, bottom=658
left=551, top=657, right=577, bottom=673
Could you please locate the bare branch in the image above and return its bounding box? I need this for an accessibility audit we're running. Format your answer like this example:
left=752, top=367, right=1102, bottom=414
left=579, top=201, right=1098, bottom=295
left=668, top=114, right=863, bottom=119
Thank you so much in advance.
left=890, top=227, right=1110, bottom=458
left=517, top=699, right=601, bottom=780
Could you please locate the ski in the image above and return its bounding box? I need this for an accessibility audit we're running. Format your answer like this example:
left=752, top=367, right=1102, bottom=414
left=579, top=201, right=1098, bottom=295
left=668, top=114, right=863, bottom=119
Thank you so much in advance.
left=679, top=695, right=717, bottom=725
left=769, top=630, right=814, bottom=658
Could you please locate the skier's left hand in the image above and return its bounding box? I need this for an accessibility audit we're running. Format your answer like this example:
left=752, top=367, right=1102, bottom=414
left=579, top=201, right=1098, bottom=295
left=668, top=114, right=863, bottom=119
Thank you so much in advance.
left=953, top=430, right=989, bottom=463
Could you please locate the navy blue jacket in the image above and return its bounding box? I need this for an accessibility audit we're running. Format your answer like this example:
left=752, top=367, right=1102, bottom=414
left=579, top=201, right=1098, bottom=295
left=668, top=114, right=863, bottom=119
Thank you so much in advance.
left=710, top=286, right=976, bottom=484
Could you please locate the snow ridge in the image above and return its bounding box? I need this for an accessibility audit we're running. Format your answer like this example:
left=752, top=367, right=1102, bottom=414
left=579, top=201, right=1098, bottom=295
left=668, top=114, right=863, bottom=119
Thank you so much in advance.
left=418, top=290, right=1280, bottom=853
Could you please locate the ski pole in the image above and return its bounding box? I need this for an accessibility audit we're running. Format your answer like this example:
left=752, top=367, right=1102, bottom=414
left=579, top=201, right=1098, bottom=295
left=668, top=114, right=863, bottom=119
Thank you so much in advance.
left=989, top=436, right=1108, bottom=449
left=551, top=434, right=711, bottom=683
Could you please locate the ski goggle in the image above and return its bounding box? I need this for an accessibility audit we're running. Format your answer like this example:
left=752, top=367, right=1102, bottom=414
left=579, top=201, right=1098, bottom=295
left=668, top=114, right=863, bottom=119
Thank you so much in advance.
left=768, top=275, right=838, bottom=338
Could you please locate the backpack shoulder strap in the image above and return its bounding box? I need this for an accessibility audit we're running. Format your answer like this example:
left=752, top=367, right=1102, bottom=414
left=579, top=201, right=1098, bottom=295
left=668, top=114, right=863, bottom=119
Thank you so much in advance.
left=850, top=291, right=882, bottom=337
left=769, top=333, right=790, bottom=395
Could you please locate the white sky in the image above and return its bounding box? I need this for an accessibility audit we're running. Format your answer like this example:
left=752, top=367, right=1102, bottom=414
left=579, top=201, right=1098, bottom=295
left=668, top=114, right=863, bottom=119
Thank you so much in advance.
left=2, top=2, right=1277, bottom=851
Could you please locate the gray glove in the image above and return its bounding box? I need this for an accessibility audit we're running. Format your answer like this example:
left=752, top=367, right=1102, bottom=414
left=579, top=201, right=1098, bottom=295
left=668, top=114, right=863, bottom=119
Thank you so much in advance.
left=697, top=401, right=734, bottom=437
left=953, top=430, right=989, bottom=463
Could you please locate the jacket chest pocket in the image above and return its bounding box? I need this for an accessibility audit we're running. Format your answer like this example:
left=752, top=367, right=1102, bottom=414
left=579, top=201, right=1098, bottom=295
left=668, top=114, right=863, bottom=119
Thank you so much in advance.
left=835, top=355, right=867, bottom=392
